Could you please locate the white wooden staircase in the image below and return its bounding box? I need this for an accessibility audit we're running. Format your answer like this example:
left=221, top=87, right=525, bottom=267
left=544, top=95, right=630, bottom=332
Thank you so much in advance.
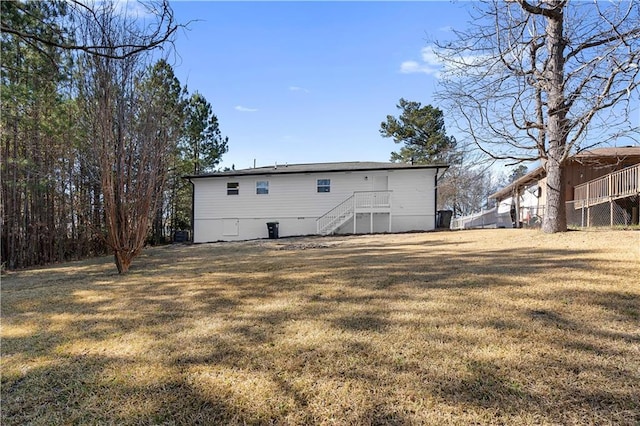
left=316, top=191, right=392, bottom=235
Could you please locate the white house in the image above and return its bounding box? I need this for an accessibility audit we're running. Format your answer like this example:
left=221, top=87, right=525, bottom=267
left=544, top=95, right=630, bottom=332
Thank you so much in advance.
left=186, top=161, right=448, bottom=242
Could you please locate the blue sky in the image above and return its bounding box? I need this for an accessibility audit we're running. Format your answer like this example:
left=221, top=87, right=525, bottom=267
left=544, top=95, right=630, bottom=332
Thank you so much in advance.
left=169, top=1, right=470, bottom=170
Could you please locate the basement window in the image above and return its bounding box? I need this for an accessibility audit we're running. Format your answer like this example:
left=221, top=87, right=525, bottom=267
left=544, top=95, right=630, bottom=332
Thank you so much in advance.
left=227, top=182, right=239, bottom=195
left=317, top=179, right=331, bottom=193
left=256, top=181, right=269, bottom=195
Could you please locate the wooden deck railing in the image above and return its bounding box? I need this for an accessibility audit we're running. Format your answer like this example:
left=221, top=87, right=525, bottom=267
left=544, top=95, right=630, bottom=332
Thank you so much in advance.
left=354, top=190, right=392, bottom=210
left=573, top=163, right=640, bottom=208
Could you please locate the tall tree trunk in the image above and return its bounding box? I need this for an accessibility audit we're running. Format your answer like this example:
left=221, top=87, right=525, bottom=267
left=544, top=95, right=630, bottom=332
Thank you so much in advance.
left=542, top=2, right=568, bottom=233
left=543, top=155, right=566, bottom=233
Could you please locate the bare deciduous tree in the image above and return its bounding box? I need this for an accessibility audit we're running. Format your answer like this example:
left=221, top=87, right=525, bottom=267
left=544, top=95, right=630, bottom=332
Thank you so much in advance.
left=78, top=3, right=176, bottom=273
left=1, top=1, right=211, bottom=271
left=437, top=150, right=501, bottom=216
left=435, top=0, right=640, bottom=233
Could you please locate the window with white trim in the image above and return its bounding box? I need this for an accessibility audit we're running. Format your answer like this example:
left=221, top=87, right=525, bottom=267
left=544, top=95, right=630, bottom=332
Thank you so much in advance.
left=317, top=179, right=331, bottom=193
left=256, top=180, right=269, bottom=195
left=227, top=182, right=239, bottom=195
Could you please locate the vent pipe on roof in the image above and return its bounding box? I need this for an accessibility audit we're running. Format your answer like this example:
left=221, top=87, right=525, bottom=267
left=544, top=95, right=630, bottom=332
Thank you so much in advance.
left=274, top=161, right=277, bottom=169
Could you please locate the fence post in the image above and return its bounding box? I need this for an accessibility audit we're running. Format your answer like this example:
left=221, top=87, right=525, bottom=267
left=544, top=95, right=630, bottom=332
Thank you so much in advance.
left=608, top=174, right=613, bottom=227
left=610, top=200, right=614, bottom=227
left=586, top=184, right=591, bottom=227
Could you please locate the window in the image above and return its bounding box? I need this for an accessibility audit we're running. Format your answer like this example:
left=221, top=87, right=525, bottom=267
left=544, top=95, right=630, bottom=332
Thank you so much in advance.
left=227, top=182, right=239, bottom=195
left=317, top=179, right=331, bottom=193
left=256, top=180, right=269, bottom=195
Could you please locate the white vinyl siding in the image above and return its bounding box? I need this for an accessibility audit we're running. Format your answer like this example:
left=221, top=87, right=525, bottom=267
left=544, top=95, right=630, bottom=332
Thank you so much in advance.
left=222, top=219, right=239, bottom=236
left=193, top=168, right=437, bottom=242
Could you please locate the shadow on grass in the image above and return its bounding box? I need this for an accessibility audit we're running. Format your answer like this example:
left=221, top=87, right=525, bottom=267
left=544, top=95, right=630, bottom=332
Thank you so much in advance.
left=2, top=232, right=639, bottom=424
left=1, top=355, right=240, bottom=425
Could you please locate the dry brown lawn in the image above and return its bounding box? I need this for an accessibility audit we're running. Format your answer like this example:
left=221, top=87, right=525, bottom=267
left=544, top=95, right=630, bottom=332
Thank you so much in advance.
left=1, top=229, right=639, bottom=425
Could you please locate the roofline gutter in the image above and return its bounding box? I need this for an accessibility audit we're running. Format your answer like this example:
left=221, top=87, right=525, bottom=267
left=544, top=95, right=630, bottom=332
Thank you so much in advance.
left=184, top=163, right=449, bottom=180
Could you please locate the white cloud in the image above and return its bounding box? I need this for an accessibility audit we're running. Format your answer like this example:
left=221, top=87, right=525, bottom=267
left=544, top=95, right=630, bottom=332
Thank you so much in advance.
left=400, top=46, right=443, bottom=76
left=289, top=86, right=310, bottom=93
left=400, top=60, right=439, bottom=75
left=421, top=46, right=442, bottom=67
left=235, top=105, right=258, bottom=112
left=400, top=45, right=490, bottom=78
left=113, top=0, right=153, bottom=18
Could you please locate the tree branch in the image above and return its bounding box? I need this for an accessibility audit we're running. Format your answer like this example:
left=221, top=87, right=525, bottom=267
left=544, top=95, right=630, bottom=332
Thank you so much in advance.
left=512, top=0, right=566, bottom=19
left=0, top=0, right=181, bottom=60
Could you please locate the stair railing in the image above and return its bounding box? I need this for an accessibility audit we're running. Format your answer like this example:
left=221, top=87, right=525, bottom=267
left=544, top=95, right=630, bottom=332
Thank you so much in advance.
left=316, top=195, right=354, bottom=235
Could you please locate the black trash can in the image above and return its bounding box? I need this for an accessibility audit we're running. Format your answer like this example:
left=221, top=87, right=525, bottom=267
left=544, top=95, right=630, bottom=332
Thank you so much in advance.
left=437, top=210, right=453, bottom=229
left=266, top=222, right=279, bottom=239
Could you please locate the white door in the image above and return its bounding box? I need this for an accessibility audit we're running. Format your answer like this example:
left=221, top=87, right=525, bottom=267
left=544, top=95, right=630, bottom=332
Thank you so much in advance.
left=372, top=175, right=391, bottom=232
left=372, top=175, right=389, bottom=207
left=222, top=218, right=239, bottom=236
left=373, top=175, right=388, bottom=191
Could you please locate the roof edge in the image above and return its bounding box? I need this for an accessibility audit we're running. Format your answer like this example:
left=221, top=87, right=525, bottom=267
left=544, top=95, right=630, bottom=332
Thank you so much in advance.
left=489, top=146, right=640, bottom=200
left=184, top=162, right=449, bottom=179
left=489, top=166, right=545, bottom=200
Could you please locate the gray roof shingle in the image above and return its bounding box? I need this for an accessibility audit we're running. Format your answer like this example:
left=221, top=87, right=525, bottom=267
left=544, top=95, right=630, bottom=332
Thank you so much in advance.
left=186, top=161, right=448, bottom=179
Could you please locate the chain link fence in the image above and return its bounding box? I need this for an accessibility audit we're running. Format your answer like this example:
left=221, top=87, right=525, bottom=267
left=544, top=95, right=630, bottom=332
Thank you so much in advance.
left=452, top=197, right=638, bottom=230
left=566, top=196, right=639, bottom=228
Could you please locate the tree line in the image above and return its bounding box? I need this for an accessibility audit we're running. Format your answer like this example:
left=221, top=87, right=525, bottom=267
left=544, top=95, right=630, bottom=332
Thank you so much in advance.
left=4, top=0, right=638, bottom=272
left=1, top=1, right=227, bottom=272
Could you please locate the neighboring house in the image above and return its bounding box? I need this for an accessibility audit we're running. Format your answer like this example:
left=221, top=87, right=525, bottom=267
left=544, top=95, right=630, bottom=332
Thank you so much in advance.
left=186, top=161, right=448, bottom=242
left=488, top=146, right=640, bottom=227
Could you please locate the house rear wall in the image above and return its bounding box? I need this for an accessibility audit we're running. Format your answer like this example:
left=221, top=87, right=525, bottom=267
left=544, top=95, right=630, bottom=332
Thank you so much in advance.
left=192, top=168, right=437, bottom=242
